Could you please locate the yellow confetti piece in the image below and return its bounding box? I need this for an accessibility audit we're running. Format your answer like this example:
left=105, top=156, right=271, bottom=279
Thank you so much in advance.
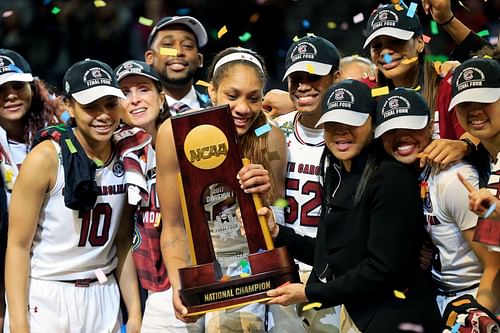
left=306, top=32, right=315, bottom=37
left=65, top=139, right=77, bottom=154
left=401, top=56, right=418, bottom=64
left=395, top=4, right=404, bottom=11
left=306, top=64, right=315, bottom=74
left=138, top=16, right=153, bottom=26
left=393, top=290, right=406, bottom=299
left=273, top=198, right=289, bottom=208
left=483, top=55, right=492, bottom=59
left=94, top=159, right=104, bottom=167
left=302, top=302, right=322, bottom=311
left=195, top=80, right=210, bottom=87
left=413, top=85, right=421, bottom=91
left=217, top=25, right=228, bottom=39
left=94, top=0, right=106, bottom=7
left=371, top=86, right=389, bottom=97
left=249, top=13, right=259, bottom=24
left=240, top=273, right=250, bottom=278
left=458, top=0, right=471, bottom=10
left=327, top=21, right=336, bottom=29
left=160, top=48, right=177, bottom=56
left=292, top=35, right=300, bottom=42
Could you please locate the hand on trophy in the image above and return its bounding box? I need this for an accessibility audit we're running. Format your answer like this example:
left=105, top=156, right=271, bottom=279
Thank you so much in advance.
left=237, top=163, right=271, bottom=195
left=172, top=288, right=204, bottom=322
left=266, top=282, right=308, bottom=306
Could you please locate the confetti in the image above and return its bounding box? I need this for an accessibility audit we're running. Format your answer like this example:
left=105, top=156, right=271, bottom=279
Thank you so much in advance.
left=94, top=159, right=104, bottom=167
left=43, top=0, right=52, bottom=4
left=2, top=10, right=13, bottom=18
left=483, top=55, right=493, bottom=59
left=302, top=19, right=310, bottom=29
left=65, top=139, right=77, bottom=154
left=306, top=32, right=315, bottom=37
left=176, top=7, right=191, bottom=15
left=160, top=47, right=178, bottom=56
left=249, top=13, right=259, bottom=23
left=273, top=198, right=289, bottom=208
left=94, top=268, right=108, bottom=283
left=306, top=63, right=315, bottom=74
left=402, top=56, right=418, bottom=64
left=371, top=86, right=389, bottom=97
left=353, top=12, right=365, bottom=24
left=138, top=16, right=153, bottom=26
left=239, top=32, right=252, bottom=42
left=94, top=0, right=106, bottom=8
left=254, top=123, right=272, bottom=137
left=217, top=25, right=228, bottom=39
left=407, top=2, right=417, bottom=17
left=451, top=322, right=461, bottom=333
left=484, top=203, right=496, bottom=218
left=327, top=21, right=336, bottom=29
left=292, top=35, right=300, bottom=42
left=394, top=290, right=406, bottom=299
left=302, top=302, right=322, bottom=311
left=395, top=4, right=404, bottom=11
left=422, top=34, right=432, bottom=43
left=477, top=29, right=490, bottom=37
left=7, top=64, right=22, bottom=73
left=398, top=323, right=424, bottom=332
left=240, top=273, right=250, bottom=277
left=340, top=22, right=349, bottom=30
left=61, top=111, right=71, bottom=123
left=383, top=54, right=393, bottom=64
left=430, top=21, right=439, bottom=35
left=425, top=54, right=449, bottom=62
left=195, top=80, right=210, bottom=87
left=458, top=0, right=471, bottom=11
left=51, top=6, right=61, bottom=15
left=489, top=36, right=498, bottom=46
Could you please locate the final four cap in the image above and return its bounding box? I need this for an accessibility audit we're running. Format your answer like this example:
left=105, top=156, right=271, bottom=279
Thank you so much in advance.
left=316, top=79, right=376, bottom=128
left=147, top=16, right=208, bottom=48
left=114, top=60, right=161, bottom=83
left=0, top=49, right=33, bottom=86
left=282, top=35, right=340, bottom=81
left=63, top=59, right=126, bottom=105
left=363, top=4, right=423, bottom=48
left=448, top=57, right=500, bottom=110
left=374, top=88, right=430, bottom=138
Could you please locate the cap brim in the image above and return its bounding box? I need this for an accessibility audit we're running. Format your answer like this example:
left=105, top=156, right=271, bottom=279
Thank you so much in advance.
left=449, top=88, right=500, bottom=110
left=316, top=110, right=370, bottom=128
left=282, top=62, right=332, bottom=81
left=72, top=86, right=126, bottom=105
left=0, top=72, right=33, bottom=85
left=363, top=28, right=414, bottom=48
left=156, top=16, right=208, bottom=47
left=374, top=115, right=428, bottom=138
left=117, top=71, right=160, bottom=83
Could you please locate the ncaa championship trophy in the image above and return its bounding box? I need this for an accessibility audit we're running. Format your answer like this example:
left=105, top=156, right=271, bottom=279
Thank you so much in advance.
left=171, top=104, right=299, bottom=315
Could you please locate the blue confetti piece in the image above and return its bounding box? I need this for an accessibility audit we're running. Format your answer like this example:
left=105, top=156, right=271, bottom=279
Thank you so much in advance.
left=383, top=54, right=392, bottom=64
left=302, top=19, right=310, bottom=29
left=121, top=324, right=126, bottom=333
left=254, top=123, right=272, bottom=137
left=199, top=93, right=210, bottom=103
left=176, top=7, right=191, bottom=15
left=484, top=203, right=496, bottom=219
left=451, top=322, right=461, bottom=333
left=407, top=2, right=417, bottom=17
left=7, top=64, right=23, bottom=73
left=61, top=111, right=71, bottom=123
left=43, top=0, right=52, bottom=4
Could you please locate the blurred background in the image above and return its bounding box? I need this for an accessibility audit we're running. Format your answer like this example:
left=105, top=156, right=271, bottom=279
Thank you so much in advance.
left=0, top=0, right=498, bottom=91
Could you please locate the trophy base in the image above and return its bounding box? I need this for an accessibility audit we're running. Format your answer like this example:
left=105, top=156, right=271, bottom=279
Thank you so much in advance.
left=179, top=247, right=300, bottom=316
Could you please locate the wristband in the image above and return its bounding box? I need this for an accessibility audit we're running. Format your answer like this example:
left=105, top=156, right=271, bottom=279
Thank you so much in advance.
left=461, top=137, right=477, bottom=153
left=438, top=14, right=455, bottom=26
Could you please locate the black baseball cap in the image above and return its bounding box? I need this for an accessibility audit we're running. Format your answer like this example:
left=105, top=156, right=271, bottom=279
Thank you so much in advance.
left=115, top=60, right=161, bottom=83
left=449, top=57, right=500, bottom=110
left=316, top=79, right=376, bottom=128
left=283, top=35, right=340, bottom=81
left=0, top=49, right=33, bottom=85
left=63, top=59, right=125, bottom=105
left=147, top=16, right=208, bottom=48
left=375, top=88, right=430, bottom=138
left=363, top=4, right=423, bottom=48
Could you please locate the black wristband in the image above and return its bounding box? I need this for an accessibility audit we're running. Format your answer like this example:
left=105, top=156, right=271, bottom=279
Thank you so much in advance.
left=461, top=137, right=477, bottom=153
left=438, top=14, right=455, bottom=26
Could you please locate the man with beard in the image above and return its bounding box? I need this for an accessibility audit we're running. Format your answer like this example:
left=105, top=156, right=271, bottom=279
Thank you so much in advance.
left=145, top=16, right=211, bottom=115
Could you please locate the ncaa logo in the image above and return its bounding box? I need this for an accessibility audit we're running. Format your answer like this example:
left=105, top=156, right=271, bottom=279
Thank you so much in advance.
left=91, top=69, right=102, bottom=78
left=113, top=161, right=125, bottom=177
left=463, top=69, right=474, bottom=81
left=334, top=90, right=344, bottom=100
left=389, top=99, right=399, bottom=109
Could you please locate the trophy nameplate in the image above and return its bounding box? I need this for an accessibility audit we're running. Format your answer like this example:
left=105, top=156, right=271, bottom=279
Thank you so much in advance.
left=171, top=104, right=299, bottom=315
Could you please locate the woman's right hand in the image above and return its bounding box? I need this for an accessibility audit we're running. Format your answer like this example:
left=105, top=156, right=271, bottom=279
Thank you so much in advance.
left=172, top=289, right=203, bottom=323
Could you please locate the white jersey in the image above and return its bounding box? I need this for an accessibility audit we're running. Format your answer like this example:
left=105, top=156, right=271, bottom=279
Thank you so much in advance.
left=30, top=142, right=127, bottom=280
left=0, top=126, right=27, bottom=204
left=421, top=162, right=483, bottom=291
left=275, top=111, right=324, bottom=238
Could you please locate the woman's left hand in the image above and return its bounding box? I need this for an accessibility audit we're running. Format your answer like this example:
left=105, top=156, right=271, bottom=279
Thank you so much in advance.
left=266, top=283, right=308, bottom=306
